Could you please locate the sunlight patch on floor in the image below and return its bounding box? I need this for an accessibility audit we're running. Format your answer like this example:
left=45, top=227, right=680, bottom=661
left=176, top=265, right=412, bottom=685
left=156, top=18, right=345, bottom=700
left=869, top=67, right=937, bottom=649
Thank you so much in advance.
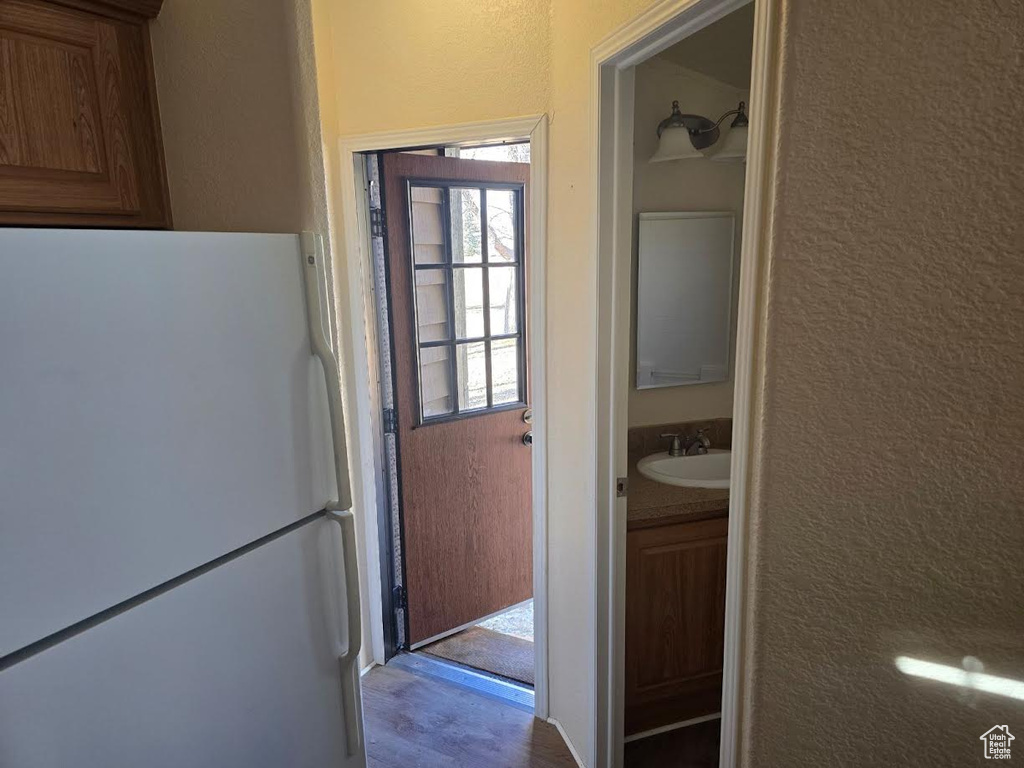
left=477, top=600, right=533, bottom=641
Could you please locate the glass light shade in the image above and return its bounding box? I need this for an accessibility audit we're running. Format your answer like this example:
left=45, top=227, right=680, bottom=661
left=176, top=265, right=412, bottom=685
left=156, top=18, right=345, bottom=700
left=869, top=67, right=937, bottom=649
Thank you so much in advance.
left=707, top=124, right=748, bottom=163
left=650, top=125, right=703, bottom=162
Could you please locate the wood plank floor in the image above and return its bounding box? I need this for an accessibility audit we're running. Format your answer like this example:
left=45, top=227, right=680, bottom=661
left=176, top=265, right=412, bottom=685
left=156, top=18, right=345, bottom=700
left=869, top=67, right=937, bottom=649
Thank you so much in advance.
left=362, top=663, right=577, bottom=768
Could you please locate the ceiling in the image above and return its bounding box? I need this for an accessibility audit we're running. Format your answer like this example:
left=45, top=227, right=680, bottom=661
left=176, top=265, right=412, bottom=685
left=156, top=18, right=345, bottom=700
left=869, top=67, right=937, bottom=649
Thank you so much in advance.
left=655, top=3, right=755, bottom=90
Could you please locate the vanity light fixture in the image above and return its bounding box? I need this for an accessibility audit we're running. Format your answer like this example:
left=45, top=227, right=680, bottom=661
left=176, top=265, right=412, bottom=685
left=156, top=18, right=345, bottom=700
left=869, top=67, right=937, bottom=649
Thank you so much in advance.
left=651, top=100, right=749, bottom=163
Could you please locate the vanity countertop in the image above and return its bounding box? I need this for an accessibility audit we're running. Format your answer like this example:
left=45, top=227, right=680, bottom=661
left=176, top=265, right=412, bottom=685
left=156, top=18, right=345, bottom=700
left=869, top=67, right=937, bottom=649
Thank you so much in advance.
left=627, top=454, right=729, bottom=530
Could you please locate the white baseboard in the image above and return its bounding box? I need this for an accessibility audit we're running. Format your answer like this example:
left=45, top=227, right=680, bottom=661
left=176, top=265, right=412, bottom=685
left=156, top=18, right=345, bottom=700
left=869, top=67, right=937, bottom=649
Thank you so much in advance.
left=623, top=712, right=721, bottom=744
left=359, top=662, right=378, bottom=678
left=548, top=717, right=586, bottom=767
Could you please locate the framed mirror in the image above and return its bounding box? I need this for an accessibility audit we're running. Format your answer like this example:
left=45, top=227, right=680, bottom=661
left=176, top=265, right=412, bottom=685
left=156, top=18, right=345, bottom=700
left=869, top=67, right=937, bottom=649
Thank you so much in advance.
left=636, top=211, right=736, bottom=389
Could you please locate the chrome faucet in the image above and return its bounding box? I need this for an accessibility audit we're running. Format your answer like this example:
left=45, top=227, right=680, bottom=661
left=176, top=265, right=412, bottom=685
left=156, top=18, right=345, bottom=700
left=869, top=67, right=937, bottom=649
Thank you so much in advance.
left=660, top=428, right=711, bottom=457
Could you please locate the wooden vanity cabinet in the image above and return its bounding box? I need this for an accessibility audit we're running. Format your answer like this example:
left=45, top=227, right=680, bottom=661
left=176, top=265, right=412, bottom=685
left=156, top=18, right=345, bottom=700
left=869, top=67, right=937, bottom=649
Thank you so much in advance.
left=0, top=0, right=170, bottom=228
left=625, top=515, right=728, bottom=735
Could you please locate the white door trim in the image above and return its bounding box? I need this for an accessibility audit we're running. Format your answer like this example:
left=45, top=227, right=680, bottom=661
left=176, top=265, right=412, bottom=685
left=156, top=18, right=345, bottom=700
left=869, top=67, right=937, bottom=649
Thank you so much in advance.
left=336, top=115, right=551, bottom=720
left=590, top=1, right=781, bottom=766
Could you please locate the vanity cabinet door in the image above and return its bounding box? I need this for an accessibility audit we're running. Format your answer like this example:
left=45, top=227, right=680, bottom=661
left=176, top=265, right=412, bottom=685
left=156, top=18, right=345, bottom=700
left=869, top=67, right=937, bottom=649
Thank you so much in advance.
left=0, top=0, right=170, bottom=227
left=625, top=516, right=728, bottom=735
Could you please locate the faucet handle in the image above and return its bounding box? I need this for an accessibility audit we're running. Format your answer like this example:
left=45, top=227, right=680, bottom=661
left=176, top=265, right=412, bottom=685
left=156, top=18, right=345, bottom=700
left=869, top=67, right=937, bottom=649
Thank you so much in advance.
left=660, top=433, right=684, bottom=456
left=694, top=428, right=712, bottom=453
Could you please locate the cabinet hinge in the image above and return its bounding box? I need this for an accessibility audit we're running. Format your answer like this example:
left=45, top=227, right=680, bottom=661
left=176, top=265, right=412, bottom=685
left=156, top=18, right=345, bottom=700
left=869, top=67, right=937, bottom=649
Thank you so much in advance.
left=616, top=477, right=628, bottom=498
left=382, top=407, right=397, bottom=435
left=369, top=208, right=386, bottom=238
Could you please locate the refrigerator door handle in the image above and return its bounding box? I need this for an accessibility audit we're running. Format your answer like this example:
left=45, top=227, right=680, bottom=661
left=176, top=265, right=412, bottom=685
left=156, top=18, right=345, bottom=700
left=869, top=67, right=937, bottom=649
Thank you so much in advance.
left=328, top=509, right=363, bottom=757
left=301, top=231, right=352, bottom=512
left=302, top=233, right=363, bottom=756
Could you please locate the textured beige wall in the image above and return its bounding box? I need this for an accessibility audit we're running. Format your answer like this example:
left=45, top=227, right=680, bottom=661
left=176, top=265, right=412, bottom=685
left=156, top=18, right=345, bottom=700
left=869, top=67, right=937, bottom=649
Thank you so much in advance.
left=151, top=0, right=328, bottom=237
left=743, top=0, right=1024, bottom=765
left=629, top=58, right=747, bottom=428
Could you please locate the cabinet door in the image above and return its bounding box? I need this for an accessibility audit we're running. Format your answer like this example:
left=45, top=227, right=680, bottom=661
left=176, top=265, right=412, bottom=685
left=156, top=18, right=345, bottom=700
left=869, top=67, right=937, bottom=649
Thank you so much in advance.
left=625, top=516, right=728, bottom=735
left=0, top=0, right=170, bottom=227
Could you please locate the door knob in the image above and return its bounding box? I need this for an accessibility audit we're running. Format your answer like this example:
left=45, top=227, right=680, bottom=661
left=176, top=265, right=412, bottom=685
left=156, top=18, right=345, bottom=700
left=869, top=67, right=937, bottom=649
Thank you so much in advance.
left=522, top=431, right=533, bottom=447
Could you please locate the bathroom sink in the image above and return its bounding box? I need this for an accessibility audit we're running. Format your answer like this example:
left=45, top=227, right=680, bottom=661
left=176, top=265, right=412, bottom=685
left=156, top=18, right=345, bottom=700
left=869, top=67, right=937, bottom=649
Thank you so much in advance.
left=637, top=449, right=731, bottom=489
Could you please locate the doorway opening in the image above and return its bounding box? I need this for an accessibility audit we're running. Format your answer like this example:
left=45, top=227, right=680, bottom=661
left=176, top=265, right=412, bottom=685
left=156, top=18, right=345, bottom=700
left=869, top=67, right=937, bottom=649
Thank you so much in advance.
left=619, top=6, right=754, bottom=765
left=592, top=0, right=778, bottom=766
left=348, top=128, right=548, bottom=716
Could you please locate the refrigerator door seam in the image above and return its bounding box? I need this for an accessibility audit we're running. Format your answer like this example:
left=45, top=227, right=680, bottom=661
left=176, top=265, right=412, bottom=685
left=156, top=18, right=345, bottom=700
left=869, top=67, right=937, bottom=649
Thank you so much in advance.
left=0, top=510, right=326, bottom=673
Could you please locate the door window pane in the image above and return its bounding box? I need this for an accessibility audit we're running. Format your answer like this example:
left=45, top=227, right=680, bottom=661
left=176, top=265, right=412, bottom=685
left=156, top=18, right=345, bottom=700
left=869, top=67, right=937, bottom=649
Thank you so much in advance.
left=453, top=267, right=484, bottom=340
left=489, top=266, right=518, bottom=335
left=413, top=268, right=449, bottom=342
left=456, top=342, right=488, bottom=411
left=450, top=188, right=483, bottom=263
left=419, top=346, right=453, bottom=417
left=410, top=186, right=445, bottom=264
left=409, top=182, right=526, bottom=423
left=486, top=189, right=517, bottom=262
left=491, top=338, right=521, bottom=405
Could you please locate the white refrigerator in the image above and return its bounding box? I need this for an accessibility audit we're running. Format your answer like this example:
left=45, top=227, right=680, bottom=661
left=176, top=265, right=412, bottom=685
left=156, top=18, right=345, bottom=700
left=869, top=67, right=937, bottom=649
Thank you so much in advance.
left=0, top=230, right=366, bottom=767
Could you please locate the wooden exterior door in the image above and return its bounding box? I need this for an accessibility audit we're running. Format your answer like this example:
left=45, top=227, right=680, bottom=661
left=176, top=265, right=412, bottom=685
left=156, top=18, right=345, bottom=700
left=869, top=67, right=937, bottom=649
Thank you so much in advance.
left=381, top=153, right=532, bottom=647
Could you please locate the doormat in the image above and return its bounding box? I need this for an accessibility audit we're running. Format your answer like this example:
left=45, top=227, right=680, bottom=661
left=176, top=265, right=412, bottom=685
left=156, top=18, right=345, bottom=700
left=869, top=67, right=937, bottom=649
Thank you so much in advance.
left=422, top=626, right=534, bottom=687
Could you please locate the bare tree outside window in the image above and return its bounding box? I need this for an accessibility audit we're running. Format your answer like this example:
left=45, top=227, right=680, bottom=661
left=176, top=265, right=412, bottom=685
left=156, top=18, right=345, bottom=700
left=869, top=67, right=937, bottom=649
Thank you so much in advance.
left=453, top=143, right=531, bottom=164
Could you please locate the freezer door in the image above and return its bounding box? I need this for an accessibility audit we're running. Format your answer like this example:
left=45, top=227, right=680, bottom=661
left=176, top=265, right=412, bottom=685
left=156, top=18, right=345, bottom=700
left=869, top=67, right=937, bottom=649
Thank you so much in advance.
left=0, top=230, right=341, bottom=655
left=0, top=517, right=365, bottom=768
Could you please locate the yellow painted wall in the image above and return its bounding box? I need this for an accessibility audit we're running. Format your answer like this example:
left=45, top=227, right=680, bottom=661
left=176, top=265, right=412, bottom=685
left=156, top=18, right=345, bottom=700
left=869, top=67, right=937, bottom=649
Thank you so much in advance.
left=326, top=0, right=551, bottom=136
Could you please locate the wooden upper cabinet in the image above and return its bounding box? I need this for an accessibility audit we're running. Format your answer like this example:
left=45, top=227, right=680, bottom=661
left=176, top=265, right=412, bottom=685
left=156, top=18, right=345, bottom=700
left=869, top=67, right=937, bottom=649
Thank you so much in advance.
left=0, top=0, right=170, bottom=228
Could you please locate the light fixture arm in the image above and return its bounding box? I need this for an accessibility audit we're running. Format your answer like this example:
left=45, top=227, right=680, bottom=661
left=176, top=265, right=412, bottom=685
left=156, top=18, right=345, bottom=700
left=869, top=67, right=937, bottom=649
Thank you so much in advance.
left=696, top=101, right=749, bottom=135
